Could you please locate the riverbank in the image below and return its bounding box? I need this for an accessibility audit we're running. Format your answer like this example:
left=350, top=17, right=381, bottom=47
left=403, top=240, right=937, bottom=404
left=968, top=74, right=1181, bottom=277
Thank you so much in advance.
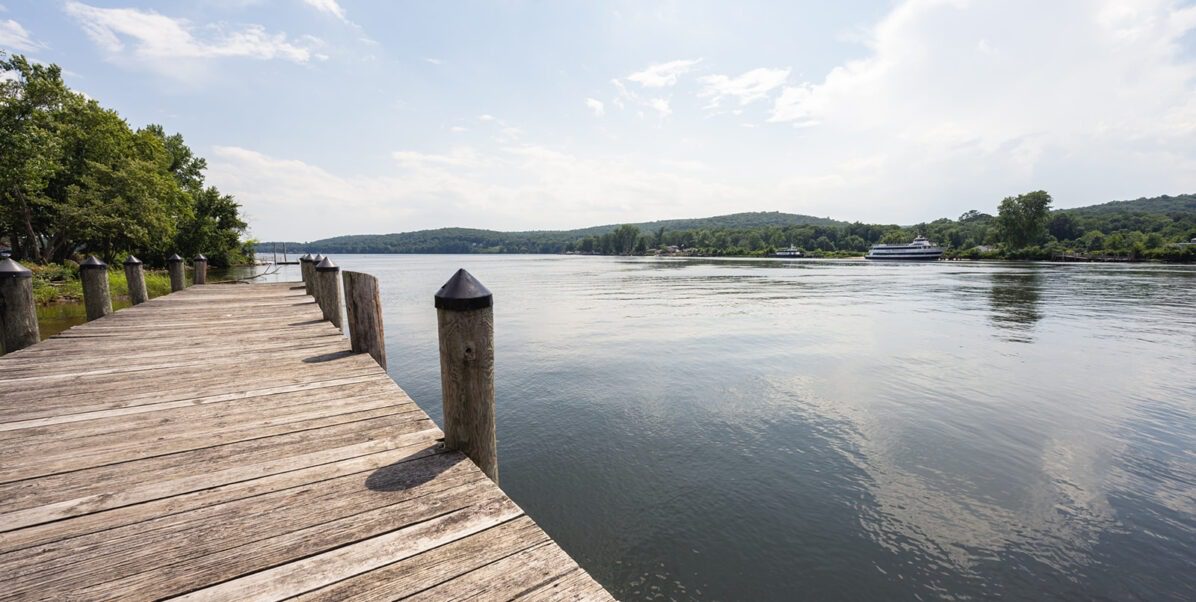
left=30, top=262, right=174, bottom=306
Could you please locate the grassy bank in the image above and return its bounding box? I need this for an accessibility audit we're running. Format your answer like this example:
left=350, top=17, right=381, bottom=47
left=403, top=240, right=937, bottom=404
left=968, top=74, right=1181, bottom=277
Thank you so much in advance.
left=31, top=263, right=175, bottom=306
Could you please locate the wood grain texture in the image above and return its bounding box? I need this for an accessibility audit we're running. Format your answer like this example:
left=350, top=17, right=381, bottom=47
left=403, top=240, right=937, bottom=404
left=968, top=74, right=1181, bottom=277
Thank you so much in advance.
left=343, top=270, right=387, bottom=368
left=0, top=280, right=610, bottom=601
left=0, top=275, right=39, bottom=355
left=124, top=262, right=149, bottom=305
left=168, top=260, right=185, bottom=291
left=316, top=268, right=343, bottom=330
left=437, top=305, right=498, bottom=483
left=80, top=266, right=113, bottom=321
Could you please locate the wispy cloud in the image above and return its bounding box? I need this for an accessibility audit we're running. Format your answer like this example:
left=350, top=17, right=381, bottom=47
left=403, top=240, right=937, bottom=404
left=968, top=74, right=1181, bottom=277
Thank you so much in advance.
left=301, top=0, right=347, bottom=22
left=424, top=57, right=443, bottom=65
left=63, top=1, right=322, bottom=77
left=585, top=97, right=605, bottom=116
left=698, top=67, right=790, bottom=109
left=0, top=18, right=39, bottom=52
left=627, top=58, right=701, bottom=87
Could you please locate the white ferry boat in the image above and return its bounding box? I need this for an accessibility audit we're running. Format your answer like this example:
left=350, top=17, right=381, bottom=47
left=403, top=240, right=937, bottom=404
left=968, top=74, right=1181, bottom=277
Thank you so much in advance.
left=775, top=245, right=804, bottom=258
left=865, top=236, right=944, bottom=261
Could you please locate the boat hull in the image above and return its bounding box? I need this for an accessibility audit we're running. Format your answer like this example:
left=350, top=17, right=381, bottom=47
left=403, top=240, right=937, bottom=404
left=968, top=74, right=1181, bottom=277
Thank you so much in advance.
left=865, top=254, right=942, bottom=260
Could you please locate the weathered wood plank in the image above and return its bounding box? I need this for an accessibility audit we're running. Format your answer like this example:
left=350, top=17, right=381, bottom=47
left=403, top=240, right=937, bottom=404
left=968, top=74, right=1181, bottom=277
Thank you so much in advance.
left=0, top=282, right=610, bottom=600
left=291, top=517, right=550, bottom=602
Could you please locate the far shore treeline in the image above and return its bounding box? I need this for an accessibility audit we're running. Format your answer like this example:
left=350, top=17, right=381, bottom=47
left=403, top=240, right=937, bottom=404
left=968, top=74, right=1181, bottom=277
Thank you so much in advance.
left=267, top=193, right=1196, bottom=262
left=0, top=53, right=252, bottom=268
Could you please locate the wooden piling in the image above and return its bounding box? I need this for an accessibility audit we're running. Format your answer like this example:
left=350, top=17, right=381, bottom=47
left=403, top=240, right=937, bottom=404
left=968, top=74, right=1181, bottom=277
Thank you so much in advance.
left=314, top=257, right=342, bottom=330
left=123, top=255, right=148, bottom=305
left=0, top=257, right=39, bottom=355
left=193, top=254, right=208, bottom=285
left=435, top=269, right=498, bottom=483
left=300, top=253, right=314, bottom=296
left=79, top=255, right=112, bottom=322
left=342, top=271, right=387, bottom=368
left=310, top=253, right=325, bottom=302
left=167, top=254, right=186, bottom=291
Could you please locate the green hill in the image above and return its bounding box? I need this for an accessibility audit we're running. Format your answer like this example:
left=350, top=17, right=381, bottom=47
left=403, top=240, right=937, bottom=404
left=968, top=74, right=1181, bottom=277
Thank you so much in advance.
left=258, top=211, right=842, bottom=254
left=1063, top=194, right=1195, bottom=217
left=257, top=195, right=1194, bottom=258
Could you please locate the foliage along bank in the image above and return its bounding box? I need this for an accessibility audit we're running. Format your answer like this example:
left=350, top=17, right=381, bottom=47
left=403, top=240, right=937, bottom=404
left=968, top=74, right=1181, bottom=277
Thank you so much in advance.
left=275, top=193, right=1195, bottom=262
left=0, top=53, right=253, bottom=267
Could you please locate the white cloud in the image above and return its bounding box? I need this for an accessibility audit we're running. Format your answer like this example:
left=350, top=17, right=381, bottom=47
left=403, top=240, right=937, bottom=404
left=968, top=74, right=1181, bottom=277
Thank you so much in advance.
left=477, top=114, right=495, bottom=121
left=0, top=18, right=38, bottom=52
left=208, top=143, right=750, bottom=240
left=449, top=125, right=468, bottom=133
left=627, top=58, right=701, bottom=87
left=646, top=97, right=671, bottom=118
left=698, top=67, right=790, bottom=109
left=63, top=1, right=321, bottom=77
left=301, top=0, right=346, bottom=22
left=761, top=0, right=1196, bottom=220
left=585, top=97, right=605, bottom=116
left=424, top=57, right=443, bottom=65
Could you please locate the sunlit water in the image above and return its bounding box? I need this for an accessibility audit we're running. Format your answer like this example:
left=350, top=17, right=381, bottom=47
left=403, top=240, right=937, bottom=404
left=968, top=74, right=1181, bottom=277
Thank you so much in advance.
left=42, top=256, right=1196, bottom=600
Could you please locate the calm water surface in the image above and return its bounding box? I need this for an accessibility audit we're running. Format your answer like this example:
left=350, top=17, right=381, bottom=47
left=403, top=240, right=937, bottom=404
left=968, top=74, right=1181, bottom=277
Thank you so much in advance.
left=46, top=256, right=1196, bottom=600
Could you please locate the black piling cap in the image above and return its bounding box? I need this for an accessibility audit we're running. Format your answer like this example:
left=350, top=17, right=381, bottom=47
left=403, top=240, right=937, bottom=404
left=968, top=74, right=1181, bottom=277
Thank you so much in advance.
left=315, top=257, right=339, bottom=272
left=194, top=253, right=207, bottom=262
left=300, top=253, right=313, bottom=262
left=313, top=254, right=325, bottom=263
left=79, top=255, right=107, bottom=270
left=435, top=269, right=493, bottom=311
left=123, top=255, right=142, bottom=266
left=167, top=253, right=183, bottom=263
left=0, top=257, right=33, bottom=279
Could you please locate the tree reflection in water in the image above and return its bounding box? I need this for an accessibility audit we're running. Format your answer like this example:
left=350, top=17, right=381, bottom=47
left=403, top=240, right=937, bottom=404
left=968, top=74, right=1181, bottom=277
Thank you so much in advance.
left=989, top=269, right=1043, bottom=342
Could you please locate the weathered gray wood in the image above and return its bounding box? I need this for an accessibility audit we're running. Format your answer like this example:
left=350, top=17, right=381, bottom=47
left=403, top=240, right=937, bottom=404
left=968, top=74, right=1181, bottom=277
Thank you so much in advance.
left=123, top=256, right=149, bottom=305
left=0, top=280, right=610, bottom=600
left=167, top=254, right=186, bottom=291
left=0, top=258, right=39, bottom=355
left=315, top=257, right=342, bottom=330
left=343, top=271, right=387, bottom=368
left=300, top=254, right=314, bottom=296
left=79, top=256, right=112, bottom=322
left=291, top=517, right=549, bottom=601
left=193, top=254, right=208, bottom=285
left=435, top=269, right=498, bottom=483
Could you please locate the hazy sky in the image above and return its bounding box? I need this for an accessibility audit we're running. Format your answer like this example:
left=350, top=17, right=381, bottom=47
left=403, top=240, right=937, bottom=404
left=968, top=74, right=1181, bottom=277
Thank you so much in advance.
left=2, top=0, right=1195, bottom=240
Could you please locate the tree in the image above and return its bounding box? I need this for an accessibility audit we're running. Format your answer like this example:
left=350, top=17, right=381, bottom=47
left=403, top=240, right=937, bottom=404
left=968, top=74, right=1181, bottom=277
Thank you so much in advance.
left=995, top=191, right=1052, bottom=249
left=0, top=52, right=249, bottom=265
left=610, top=224, right=640, bottom=255
left=1048, top=212, right=1081, bottom=241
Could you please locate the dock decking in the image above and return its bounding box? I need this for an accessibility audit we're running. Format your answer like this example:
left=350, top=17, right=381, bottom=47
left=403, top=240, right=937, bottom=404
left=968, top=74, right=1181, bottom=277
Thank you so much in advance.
left=0, top=282, right=611, bottom=600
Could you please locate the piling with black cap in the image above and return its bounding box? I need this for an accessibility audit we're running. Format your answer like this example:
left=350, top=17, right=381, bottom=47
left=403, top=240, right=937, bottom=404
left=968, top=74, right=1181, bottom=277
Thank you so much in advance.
left=310, top=253, right=325, bottom=306
left=315, top=256, right=342, bottom=330
left=123, top=255, right=148, bottom=305
left=299, top=253, right=314, bottom=295
left=167, top=254, right=185, bottom=291
left=193, top=254, right=208, bottom=285
left=0, top=257, right=39, bottom=355
left=434, top=268, right=497, bottom=482
left=343, top=270, right=386, bottom=368
left=79, top=255, right=112, bottom=321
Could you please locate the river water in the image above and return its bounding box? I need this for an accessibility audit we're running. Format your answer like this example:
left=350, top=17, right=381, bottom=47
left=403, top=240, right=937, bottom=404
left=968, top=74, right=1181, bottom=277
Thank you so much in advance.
left=40, top=256, right=1196, bottom=600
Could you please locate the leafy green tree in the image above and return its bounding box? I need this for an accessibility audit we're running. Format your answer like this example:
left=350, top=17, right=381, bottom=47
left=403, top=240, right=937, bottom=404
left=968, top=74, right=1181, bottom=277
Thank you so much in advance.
left=995, top=191, right=1052, bottom=249
left=0, top=52, right=249, bottom=265
left=1048, top=212, right=1081, bottom=241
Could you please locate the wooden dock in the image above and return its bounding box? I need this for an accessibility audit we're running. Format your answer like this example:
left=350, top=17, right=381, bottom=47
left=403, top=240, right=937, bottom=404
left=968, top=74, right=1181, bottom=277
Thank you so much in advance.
left=0, top=281, right=611, bottom=600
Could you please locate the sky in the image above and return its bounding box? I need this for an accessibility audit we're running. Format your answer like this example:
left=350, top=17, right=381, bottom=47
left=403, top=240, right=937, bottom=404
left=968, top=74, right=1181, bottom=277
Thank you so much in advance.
left=2, top=0, right=1195, bottom=241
